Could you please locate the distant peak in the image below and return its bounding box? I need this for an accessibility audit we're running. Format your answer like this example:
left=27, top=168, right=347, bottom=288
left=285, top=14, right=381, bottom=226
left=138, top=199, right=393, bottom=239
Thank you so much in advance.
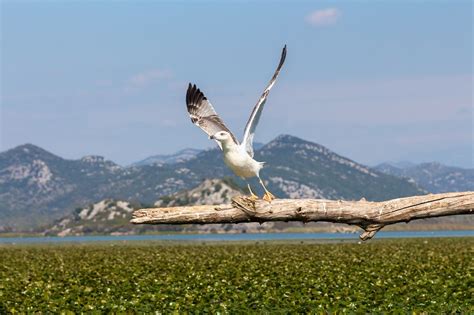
left=13, top=143, right=46, bottom=153
left=176, top=148, right=201, bottom=154
left=1, top=143, right=61, bottom=160
left=80, top=155, right=105, bottom=163
left=273, top=134, right=306, bottom=143
left=420, top=161, right=441, bottom=166
left=262, top=134, right=335, bottom=155
left=264, top=134, right=326, bottom=151
left=18, top=143, right=39, bottom=149
left=380, top=161, right=416, bottom=169
left=131, top=148, right=202, bottom=167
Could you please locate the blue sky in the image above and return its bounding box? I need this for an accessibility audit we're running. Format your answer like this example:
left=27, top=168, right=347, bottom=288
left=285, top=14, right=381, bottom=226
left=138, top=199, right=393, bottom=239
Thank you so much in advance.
left=1, top=1, right=472, bottom=167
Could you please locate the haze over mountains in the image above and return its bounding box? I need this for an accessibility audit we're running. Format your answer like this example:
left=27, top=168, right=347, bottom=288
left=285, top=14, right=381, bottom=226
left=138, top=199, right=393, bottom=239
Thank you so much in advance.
left=1, top=135, right=472, bottom=231
left=374, top=162, right=474, bottom=193
left=131, top=148, right=202, bottom=166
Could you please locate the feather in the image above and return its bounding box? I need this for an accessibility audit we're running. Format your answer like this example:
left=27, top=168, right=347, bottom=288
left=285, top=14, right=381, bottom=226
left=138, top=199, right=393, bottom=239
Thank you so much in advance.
left=186, top=83, right=238, bottom=149
left=241, top=45, right=286, bottom=157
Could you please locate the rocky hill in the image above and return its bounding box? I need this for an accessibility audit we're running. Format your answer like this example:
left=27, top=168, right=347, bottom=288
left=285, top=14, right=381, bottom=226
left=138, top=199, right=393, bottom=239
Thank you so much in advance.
left=254, top=135, right=425, bottom=200
left=1, top=135, right=425, bottom=230
left=154, top=178, right=243, bottom=207
left=44, top=199, right=138, bottom=236
left=0, top=144, right=125, bottom=228
left=43, top=179, right=274, bottom=236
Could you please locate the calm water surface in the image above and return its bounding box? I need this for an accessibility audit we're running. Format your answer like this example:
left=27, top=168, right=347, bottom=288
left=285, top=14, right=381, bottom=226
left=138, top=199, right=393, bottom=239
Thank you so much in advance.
left=0, top=230, right=473, bottom=244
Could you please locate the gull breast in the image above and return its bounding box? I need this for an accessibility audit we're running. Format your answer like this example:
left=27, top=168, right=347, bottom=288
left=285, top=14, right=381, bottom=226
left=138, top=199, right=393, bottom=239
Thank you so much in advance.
left=223, top=150, right=262, bottom=178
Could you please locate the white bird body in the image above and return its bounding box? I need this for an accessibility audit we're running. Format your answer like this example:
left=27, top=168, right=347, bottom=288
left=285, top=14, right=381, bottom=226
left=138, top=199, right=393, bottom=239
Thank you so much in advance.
left=221, top=140, right=264, bottom=179
left=185, top=45, right=287, bottom=201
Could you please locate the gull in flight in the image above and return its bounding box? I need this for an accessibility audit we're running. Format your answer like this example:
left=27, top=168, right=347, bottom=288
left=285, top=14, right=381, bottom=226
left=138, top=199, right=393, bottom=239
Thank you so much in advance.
left=186, top=45, right=287, bottom=202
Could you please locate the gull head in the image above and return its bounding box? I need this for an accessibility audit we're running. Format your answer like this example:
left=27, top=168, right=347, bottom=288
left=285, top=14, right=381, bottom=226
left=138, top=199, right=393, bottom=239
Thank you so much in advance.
left=210, top=131, right=232, bottom=143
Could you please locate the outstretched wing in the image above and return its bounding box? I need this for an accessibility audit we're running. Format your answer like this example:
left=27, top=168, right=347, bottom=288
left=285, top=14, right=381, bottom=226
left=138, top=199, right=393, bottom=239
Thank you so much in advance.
left=241, top=45, right=287, bottom=157
left=186, top=83, right=238, bottom=149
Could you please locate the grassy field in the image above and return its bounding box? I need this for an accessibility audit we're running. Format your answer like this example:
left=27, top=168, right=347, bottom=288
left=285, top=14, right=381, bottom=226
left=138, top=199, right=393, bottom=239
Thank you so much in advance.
left=0, top=238, right=472, bottom=313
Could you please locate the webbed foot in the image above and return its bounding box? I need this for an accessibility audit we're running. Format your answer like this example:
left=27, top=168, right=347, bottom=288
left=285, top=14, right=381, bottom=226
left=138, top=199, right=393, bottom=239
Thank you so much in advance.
left=262, top=191, right=276, bottom=202
left=248, top=193, right=259, bottom=201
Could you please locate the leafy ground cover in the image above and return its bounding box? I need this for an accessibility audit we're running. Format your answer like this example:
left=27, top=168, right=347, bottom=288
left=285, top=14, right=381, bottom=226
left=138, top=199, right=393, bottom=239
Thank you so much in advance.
left=0, top=238, right=472, bottom=313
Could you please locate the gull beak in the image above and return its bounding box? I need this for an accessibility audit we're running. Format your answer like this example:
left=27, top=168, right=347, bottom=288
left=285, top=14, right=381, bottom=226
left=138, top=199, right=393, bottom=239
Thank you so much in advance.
left=209, top=135, right=215, bottom=140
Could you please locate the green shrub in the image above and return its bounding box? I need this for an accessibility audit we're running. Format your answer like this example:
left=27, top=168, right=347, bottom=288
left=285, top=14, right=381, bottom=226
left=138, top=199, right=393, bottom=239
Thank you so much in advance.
left=0, top=238, right=472, bottom=313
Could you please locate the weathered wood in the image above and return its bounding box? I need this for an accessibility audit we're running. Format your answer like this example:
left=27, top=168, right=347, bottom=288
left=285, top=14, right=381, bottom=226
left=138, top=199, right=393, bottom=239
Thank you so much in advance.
left=131, top=191, right=474, bottom=240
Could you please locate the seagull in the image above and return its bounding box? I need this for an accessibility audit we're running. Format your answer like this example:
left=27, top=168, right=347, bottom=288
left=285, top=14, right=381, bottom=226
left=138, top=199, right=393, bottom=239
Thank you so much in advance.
left=186, top=45, right=287, bottom=202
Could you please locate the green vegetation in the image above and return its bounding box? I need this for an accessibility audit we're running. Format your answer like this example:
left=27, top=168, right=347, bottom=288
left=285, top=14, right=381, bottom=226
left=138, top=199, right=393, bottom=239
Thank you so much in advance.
left=1, top=238, right=472, bottom=313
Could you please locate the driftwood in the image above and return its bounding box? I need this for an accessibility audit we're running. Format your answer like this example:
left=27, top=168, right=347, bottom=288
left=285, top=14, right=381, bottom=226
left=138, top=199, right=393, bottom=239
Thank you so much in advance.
left=131, top=191, right=474, bottom=240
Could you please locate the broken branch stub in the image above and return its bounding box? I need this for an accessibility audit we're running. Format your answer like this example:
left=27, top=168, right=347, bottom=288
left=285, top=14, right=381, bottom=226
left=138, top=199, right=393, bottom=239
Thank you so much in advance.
left=131, top=191, right=474, bottom=240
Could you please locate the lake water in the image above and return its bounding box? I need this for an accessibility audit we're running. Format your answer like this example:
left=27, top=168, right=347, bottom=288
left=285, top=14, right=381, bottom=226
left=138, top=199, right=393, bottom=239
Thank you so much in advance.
left=0, top=230, right=473, bottom=244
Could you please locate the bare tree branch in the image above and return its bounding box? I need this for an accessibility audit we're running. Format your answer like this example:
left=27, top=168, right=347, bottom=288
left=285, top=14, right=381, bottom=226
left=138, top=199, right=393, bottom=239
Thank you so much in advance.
left=131, top=191, right=474, bottom=240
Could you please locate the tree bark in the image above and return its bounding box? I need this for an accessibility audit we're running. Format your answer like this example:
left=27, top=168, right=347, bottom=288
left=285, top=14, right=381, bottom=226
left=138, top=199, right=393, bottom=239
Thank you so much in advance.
left=130, top=191, right=474, bottom=240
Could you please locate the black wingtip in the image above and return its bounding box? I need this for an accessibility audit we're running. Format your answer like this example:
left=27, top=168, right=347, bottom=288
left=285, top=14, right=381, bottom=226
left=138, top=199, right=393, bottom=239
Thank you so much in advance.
left=278, top=45, right=287, bottom=69
left=186, top=83, right=207, bottom=106
left=186, top=83, right=191, bottom=104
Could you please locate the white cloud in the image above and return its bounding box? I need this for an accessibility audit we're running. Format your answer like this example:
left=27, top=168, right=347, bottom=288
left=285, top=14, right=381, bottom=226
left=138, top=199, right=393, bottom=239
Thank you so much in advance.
left=306, top=8, right=341, bottom=26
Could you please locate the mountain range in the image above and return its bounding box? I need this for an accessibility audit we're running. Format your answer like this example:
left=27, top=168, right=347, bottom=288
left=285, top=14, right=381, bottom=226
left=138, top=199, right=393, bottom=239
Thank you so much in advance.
left=131, top=148, right=202, bottom=166
left=1, top=135, right=471, bottom=231
left=44, top=177, right=473, bottom=237
left=374, top=162, right=474, bottom=193
left=44, top=178, right=265, bottom=236
left=130, top=142, right=265, bottom=167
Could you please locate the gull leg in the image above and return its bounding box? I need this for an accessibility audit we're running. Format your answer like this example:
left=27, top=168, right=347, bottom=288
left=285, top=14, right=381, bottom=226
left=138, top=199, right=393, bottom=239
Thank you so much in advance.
left=258, top=176, right=276, bottom=202
left=246, top=181, right=259, bottom=201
